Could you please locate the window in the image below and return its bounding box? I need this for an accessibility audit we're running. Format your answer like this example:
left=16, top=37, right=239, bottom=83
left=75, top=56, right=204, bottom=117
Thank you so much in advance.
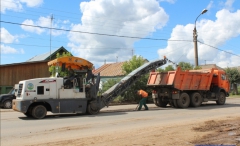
left=37, top=86, right=44, bottom=95
left=221, top=74, right=226, bottom=80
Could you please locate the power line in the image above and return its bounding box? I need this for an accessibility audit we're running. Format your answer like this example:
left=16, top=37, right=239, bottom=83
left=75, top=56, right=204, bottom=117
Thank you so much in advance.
left=198, top=41, right=240, bottom=58
left=0, top=20, right=193, bottom=42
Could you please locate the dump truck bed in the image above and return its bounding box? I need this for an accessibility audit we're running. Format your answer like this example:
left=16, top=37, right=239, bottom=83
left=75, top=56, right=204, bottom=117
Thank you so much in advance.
left=147, top=67, right=214, bottom=91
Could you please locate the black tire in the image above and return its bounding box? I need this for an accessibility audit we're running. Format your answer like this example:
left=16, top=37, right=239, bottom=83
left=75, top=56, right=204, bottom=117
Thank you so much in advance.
left=190, top=92, right=202, bottom=107
left=153, top=98, right=160, bottom=107
left=87, top=103, right=99, bottom=115
left=216, top=92, right=226, bottom=105
left=3, top=100, right=12, bottom=109
left=173, top=99, right=178, bottom=108
left=24, top=107, right=33, bottom=117
left=31, top=105, right=47, bottom=119
left=24, top=113, right=32, bottom=117
left=177, top=93, right=190, bottom=108
left=153, top=97, right=168, bottom=107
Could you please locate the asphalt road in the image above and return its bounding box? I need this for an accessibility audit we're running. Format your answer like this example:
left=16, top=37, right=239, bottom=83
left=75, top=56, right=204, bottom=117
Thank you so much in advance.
left=1, top=98, right=240, bottom=146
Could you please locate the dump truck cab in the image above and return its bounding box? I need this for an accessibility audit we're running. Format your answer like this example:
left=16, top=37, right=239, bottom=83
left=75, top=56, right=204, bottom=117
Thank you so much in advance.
left=211, top=69, right=230, bottom=96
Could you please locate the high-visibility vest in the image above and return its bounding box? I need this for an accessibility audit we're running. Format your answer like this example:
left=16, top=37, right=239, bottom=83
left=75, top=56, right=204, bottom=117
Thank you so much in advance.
left=139, top=90, right=148, bottom=98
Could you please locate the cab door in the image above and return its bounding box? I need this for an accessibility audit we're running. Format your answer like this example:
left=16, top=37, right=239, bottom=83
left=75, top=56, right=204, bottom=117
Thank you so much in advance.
left=220, top=73, right=230, bottom=93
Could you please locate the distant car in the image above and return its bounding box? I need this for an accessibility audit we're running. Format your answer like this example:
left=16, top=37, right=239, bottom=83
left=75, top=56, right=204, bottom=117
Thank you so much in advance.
left=0, top=87, right=17, bottom=109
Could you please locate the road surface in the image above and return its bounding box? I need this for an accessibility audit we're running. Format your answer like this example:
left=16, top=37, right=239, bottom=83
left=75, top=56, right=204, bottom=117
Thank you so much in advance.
left=1, top=97, right=240, bottom=146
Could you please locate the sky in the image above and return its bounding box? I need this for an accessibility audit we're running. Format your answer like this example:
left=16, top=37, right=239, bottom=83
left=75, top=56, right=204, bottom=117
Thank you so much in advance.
left=0, top=0, right=240, bottom=69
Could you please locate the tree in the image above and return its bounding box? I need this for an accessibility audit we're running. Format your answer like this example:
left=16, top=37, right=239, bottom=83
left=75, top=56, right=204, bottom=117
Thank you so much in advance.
left=49, top=52, right=72, bottom=77
left=165, top=65, right=175, bottom=71
left=178, top=62, right=194, bottom=71
left=225, top=67, right=240, bottom=95
left=177, top=62, right=201, bottom=70
left=101, top=78, right=121, bottom=93
left=121, top=56, right=150, bottom=102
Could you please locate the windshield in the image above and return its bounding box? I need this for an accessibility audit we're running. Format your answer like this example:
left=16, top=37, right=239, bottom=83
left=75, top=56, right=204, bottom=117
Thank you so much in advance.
left=8, top=88, right=15, bottom=95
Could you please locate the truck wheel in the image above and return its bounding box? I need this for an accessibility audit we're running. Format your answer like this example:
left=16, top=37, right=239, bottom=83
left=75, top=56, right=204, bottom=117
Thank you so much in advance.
left=154, top=97, right=168, bottom=107
left=177, top=93, right=190, bottom=108
left=3, top=100, right=12, bottom=109
left=153, top=98, right=160, bottom=107
left=173, top=99, right=178, bottom=108
left=190, top=92, right=202, bottom=107
left=87, top=103, right=99, bottom=115
left=216, top=92, right=226, bottom=105
left=31, top=105, right=47, bottom=119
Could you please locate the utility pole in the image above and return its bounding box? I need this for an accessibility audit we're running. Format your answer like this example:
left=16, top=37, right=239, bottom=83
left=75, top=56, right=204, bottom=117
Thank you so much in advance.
left=193, top=9, right=207, bottom=67
left=131, top=49, right=134, bottom=57
left=116, top=56, right=118, bottom=63
left=50, top=14, right=54, bottom=60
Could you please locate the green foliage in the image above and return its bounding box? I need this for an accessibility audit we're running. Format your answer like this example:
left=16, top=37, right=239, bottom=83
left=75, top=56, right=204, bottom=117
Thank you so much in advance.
left=156, top=67, right=165, bottom=72
left=121, top=55, right=150, bottom=102
left=165, top=65, right=175, bottom=71
left=122, top=55, right=146, bottom=74
left=178, top=62, right=194, bottom=71
left=177, top=62, right=201, bottom=70
left=101, top=78, right=121, bottom=93
left=225, top=67, right=240, bottom=95
left=194, top=66, right=202, bottom=70
left=225, top=67, right=240, bottom=84
left=49, top=52, right=72, bottom=77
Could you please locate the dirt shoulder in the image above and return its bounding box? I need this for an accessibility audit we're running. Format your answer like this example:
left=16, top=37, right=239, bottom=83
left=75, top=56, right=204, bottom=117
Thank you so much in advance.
left=33, top=115, right=240, bottom=146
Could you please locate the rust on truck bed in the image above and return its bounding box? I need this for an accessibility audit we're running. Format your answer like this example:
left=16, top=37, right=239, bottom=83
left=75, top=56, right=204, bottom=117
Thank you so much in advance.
left=147, top=67, right=215, bottom=91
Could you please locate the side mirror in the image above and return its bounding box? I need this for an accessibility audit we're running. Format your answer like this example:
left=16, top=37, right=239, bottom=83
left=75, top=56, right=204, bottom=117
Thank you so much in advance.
left=62, top=63, right=66, bottom=71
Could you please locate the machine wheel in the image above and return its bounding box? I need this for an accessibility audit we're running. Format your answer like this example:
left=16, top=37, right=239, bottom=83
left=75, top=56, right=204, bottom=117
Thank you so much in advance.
left=87, top=103, right=99, bottom=115
left=31, top=105, right=47, bottom=119
left=3, top=100, right=12, bottom=109
left=190, top=92, right=202, bottom=107
left=24, top=107, right=33, bottom=117
left=177, top=93, right=190, bottom=108
left=216, top=92, right=226, bottom=105
left=24, top=112, right=32, bottom=117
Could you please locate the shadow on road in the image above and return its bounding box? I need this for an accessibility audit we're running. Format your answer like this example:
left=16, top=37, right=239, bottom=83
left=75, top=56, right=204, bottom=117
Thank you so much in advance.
left=186, top=102, right=240, bottom=110
left=18, top=110, right=128, bottom=120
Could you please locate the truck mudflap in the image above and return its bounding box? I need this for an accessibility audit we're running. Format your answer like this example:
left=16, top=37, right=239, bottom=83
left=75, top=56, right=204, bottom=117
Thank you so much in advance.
left=12, top=99, right=31, bottom=113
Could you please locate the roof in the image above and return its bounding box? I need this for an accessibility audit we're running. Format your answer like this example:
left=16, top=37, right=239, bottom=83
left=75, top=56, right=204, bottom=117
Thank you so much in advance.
left=200, top=64, right=224, bottom=70
left=27, top=46, right=71, bottom=62
left=93, top=62, right=125, bottom=76
left=48, top=56, right=93, bottom=70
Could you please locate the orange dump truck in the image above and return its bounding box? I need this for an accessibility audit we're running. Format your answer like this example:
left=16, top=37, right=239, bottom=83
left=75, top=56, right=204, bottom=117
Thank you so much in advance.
left=147, top=67, right=230, bottom=108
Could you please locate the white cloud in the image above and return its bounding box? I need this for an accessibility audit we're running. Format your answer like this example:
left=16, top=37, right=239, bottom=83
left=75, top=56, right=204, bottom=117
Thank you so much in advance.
left=1, top=0, right=43, bottom=13
left=157, top=9, right=240, bottom=68
left=68, top=0, right=169, bottom=67
left=21, top=19, right=45, bottom=34
left=224, top=0, right=234, bottom=10
left=1, top=28, right=17, bottom=43
left=19, top=0, right=43, bottom=7
left=1, top=45, right=25, bottom=54
left=1, top=0, right=22, bottom=13
left=21, top=16, right=67, bottom=36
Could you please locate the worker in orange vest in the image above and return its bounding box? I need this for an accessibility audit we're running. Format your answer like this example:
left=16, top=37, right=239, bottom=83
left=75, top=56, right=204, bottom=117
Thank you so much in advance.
left=137, top=90, right=148, bottom=111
